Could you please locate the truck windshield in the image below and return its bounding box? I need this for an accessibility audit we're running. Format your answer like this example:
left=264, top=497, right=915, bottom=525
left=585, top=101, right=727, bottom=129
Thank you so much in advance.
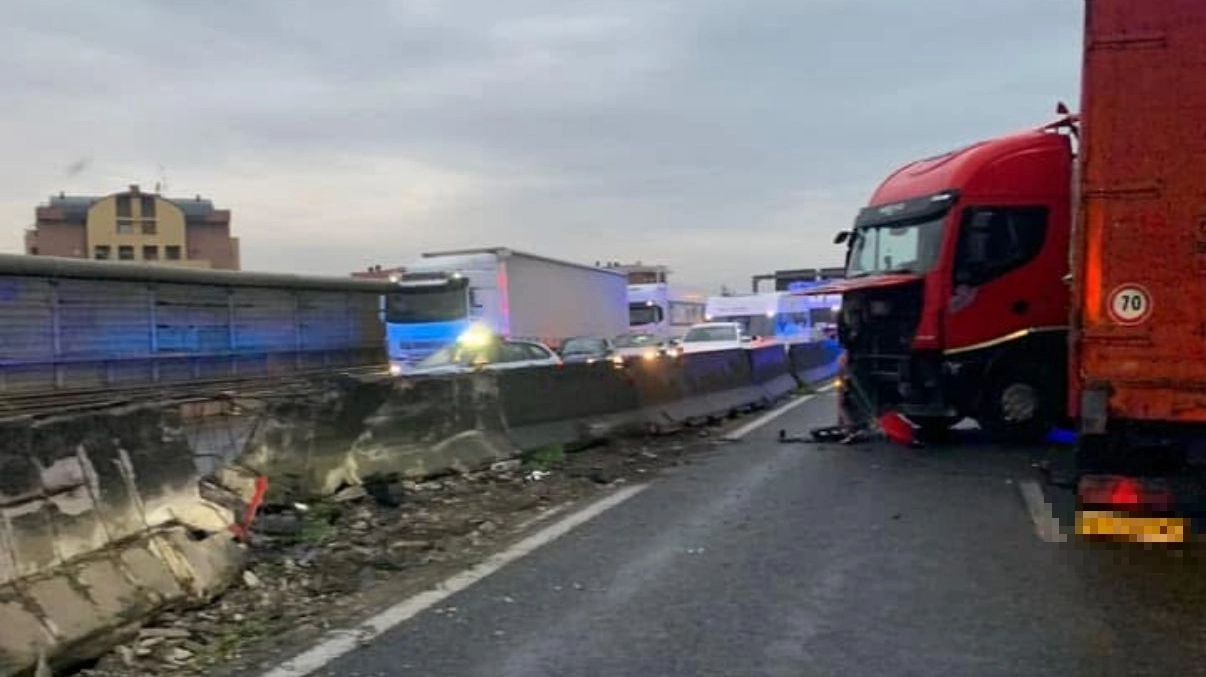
left=846, top=215, right=946, bottom=278
left=386, top=285, right=468, bottom=323
left=684, top=326, right=739, bottom=342
left=711, top=315, right=774, bottom=338
left=629, top=303, right=663, bottom=326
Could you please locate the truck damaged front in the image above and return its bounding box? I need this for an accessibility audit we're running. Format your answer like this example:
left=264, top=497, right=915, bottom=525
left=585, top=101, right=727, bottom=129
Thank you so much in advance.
left=820, top=124, right=1074, bottom=439
left=832, top=192, right=954, bottom=426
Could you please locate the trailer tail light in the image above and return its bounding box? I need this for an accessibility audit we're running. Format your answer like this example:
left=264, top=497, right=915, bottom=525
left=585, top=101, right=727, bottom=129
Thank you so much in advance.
left=1077, top=475, right=1173, bottom=513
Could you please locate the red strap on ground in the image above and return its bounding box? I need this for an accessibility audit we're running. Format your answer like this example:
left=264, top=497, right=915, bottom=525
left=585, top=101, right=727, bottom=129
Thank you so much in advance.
left=229, top=475, right=269, bottom=542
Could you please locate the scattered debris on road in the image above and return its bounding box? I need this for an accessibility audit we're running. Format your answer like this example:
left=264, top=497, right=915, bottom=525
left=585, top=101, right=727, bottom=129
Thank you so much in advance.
left=75, top=425, right=725, bottom=677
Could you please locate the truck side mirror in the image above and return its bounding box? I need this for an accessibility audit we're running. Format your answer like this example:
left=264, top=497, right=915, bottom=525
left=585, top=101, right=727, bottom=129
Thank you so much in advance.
left=833, top=231, right=851, bottom=245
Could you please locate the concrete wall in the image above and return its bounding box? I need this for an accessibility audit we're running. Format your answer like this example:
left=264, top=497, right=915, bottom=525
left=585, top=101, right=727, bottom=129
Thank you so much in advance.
left=235, top=342, right=842, bottom=500
left=0, top=406, right=244, bottom=676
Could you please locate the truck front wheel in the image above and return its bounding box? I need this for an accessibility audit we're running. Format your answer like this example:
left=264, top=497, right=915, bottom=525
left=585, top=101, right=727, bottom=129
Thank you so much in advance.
left=979, top=369, right=1054, bottom=444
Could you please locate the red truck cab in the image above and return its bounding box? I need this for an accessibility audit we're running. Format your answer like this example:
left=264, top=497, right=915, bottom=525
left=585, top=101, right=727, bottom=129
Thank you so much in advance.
left=824, top=122, right=1075, bottom=439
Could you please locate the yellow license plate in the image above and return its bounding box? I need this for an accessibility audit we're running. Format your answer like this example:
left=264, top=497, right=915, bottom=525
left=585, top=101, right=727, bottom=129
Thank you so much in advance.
left=1075, top=511, right=1187, bottom=543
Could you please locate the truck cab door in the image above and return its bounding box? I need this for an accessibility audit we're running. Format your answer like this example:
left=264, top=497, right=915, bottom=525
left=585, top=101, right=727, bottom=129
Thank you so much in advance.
left=946, top=205, right=1056, bottom=350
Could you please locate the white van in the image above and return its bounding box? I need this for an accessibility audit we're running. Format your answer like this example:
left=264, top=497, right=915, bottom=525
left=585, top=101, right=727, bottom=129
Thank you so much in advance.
left=678, top=322, right=746, bottom=354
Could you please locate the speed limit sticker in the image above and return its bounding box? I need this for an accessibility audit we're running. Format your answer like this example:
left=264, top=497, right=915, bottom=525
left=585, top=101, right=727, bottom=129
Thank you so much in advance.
left=1107, top=284, right=1153, bottom=325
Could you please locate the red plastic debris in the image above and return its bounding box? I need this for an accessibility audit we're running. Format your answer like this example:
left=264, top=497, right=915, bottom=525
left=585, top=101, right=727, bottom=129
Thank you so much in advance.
left=229, top=475, right=269, bottom=542
left=878, top=411, right=916, bottom=446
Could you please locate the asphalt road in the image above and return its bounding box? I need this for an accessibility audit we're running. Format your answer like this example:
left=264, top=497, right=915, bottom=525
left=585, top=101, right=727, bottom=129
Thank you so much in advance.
left=297, top=393, right=1206, bottom=677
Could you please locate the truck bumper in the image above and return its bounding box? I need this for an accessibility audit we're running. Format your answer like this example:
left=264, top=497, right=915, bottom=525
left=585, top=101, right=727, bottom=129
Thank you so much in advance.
left=848, top=351, right=982, bottom=420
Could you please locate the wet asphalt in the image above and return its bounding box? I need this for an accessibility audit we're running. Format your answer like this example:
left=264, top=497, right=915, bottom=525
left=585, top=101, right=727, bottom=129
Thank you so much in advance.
left=301, top=393, right=1206, bottom=677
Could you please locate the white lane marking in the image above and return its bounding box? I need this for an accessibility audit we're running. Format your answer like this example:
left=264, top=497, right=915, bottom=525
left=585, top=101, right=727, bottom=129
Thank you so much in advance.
left=510, top=500, right=573, bottom=533
left=256, top=483, right=649, bottom=677
left=1018, top=479, right=1067, bottom=543
left=722, top=383, right=836, bottom=441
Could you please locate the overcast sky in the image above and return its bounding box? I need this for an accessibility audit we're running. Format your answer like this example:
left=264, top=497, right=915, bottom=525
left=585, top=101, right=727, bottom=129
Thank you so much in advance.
left=0, top=0, right=1082, bottom=292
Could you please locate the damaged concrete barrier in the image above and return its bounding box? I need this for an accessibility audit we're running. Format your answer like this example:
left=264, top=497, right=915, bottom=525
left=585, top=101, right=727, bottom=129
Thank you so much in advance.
left=232, top=374, right=396, bottom=500
left=498, top=362, right=642, bottom=450
left=627, top=349, right=760, bottom=428
left=746, top=345, right=800, bottom=402
left=236, top=340, right=847, bottom=503
left=787, top=339, right=844, bottom=385
left=235, top=372, right=514, bottom=499
left=0, top=406, right=244, bottom=677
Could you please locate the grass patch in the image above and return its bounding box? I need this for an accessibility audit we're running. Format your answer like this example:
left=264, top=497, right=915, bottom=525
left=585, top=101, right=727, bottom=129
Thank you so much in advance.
left=523, top=443, right=567, bottom=470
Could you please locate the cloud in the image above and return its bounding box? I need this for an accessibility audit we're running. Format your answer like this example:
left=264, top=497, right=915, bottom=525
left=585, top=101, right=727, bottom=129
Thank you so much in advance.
left=0, top=0, right=1082, bottom=291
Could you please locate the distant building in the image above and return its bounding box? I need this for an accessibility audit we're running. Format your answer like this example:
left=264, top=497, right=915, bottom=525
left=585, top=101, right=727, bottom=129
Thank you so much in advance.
left=751, top=266, right=846, bottom=293
left=25, top=184, right=240, bottom=269
left=598, top=261, right=670, bottom=285
left=352, top=265, right=406, bottom=280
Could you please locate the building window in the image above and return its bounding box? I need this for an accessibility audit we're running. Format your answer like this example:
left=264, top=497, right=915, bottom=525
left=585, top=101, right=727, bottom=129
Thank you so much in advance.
left=117, top=219, right=135, bottom=234
left=118, top=245, right=134, bottom=261
left=116, top=195, right=132, bottom=218
left=165, top=245, right=181, bottom=260
left=94, top=245, right=111, bottom=260
left=139, top=195, right=156, bottom=218
left=143, top=245, right=159, bottom=260
left=141, top=220, right=157, bottom=234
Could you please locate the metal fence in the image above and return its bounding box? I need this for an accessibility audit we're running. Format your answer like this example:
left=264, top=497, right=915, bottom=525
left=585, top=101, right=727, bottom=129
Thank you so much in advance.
left=0, top=255, right=394, bottom=394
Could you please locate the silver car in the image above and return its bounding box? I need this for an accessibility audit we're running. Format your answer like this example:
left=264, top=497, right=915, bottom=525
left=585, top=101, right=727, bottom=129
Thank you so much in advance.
left=612, top=332, right=671, bottom=361
left=401, top=338, right=561, bottom=376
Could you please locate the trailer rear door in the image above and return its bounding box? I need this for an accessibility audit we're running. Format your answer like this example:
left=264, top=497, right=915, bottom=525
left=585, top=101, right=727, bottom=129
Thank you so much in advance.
left=1075, top=0, right=1206, bottom=422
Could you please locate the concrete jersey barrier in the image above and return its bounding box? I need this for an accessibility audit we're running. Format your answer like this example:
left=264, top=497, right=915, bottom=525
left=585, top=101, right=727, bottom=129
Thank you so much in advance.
left=232, top=341, right=842, bottom=502
left=0, top=406, right=244, bottom=676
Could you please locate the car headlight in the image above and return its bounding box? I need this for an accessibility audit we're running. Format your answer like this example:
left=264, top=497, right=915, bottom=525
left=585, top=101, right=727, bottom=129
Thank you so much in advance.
left=388, top=364, right=403, bottom=376
left=457, top=324, right=494, bottom=348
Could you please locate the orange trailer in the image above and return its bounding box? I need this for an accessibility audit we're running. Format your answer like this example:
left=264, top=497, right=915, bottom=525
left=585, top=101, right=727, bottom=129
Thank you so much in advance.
left=1071, top=0, right=1206, bottom=541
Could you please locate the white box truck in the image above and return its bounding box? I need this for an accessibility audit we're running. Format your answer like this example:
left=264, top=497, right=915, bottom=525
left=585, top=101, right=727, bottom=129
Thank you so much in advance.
left=385, top=248, right=628, bottom=370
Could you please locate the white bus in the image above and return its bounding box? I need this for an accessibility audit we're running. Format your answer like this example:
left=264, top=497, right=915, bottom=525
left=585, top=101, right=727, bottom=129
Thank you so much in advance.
left=703, top=291, right=840, bottom=344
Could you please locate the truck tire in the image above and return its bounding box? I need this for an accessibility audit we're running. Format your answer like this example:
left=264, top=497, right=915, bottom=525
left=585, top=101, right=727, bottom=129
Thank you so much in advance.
left=979, top=368, right=1054, bottom=444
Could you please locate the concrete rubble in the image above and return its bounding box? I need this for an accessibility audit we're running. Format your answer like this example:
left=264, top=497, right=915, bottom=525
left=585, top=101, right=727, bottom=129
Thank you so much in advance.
left=0, top=405, right=248, bottom=677
left=77, top=430, right=719, bottom=677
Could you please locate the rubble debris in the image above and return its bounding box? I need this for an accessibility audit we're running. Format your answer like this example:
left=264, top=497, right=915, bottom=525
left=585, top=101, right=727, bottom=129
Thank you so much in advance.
left=332, top=485, right=368, bottom=503
left=490, top=459, right=522, bottom=473
left=77, top=429, right=713, bottom=677
left=138, top=628, right=191, bottom=640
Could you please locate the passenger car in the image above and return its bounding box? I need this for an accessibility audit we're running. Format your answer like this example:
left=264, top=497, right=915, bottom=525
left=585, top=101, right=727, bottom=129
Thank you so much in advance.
left=399, top=337, right=561, bottom=376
